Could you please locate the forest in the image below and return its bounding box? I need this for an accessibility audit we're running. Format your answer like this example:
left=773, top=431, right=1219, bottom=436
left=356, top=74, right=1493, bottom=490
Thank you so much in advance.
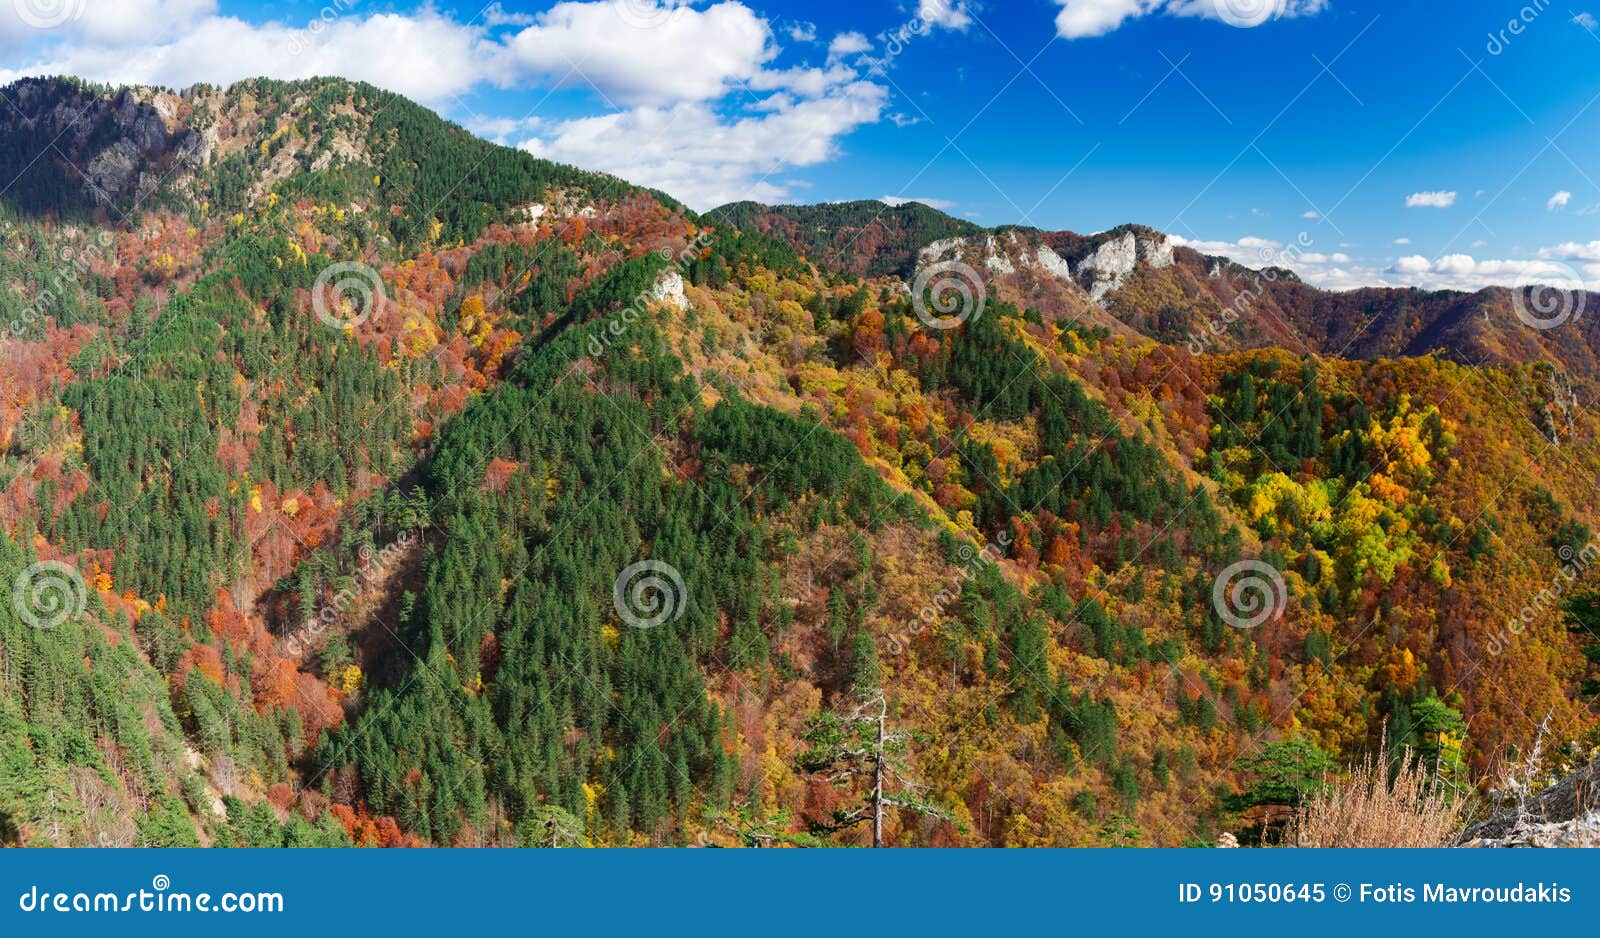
left=0, top=75, right=1596, bottom=848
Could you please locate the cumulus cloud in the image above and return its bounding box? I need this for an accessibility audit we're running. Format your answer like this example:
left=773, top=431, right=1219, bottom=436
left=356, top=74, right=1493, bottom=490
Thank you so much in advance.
left=1170, top=234, right=1289, bottom=264
left=918, top=1, right=974, bottom=30
left=1405, top=190, right=1458, bottom=209
left=827, top=31, right=872, bottom=63
left=502, top=2, right=778, bottom=107
left=1053, top=0, right=1153, bottom=39
left=520, top=81, right=888, bottom=209
left=1383, top=254, right=1595, bottom=292
left=0, top=0, right=217, bottom=48
left=1548, top=190, right=1573, bottom=212
left=1173, top=231, right=1600, bottom=294
left=1540, top=241, right=1600, bottom=262
left=0, top=9, right=499, bottom=104
left=1051, top=0, right=1326, bottom=39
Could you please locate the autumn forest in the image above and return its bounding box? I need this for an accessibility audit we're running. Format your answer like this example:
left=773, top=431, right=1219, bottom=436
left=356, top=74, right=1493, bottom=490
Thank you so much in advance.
left=1, top=76, right=1597, bottom=849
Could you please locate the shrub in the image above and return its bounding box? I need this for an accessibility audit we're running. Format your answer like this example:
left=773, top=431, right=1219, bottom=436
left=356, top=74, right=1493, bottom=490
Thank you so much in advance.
left=1292, top=749, right=1466, bottom=848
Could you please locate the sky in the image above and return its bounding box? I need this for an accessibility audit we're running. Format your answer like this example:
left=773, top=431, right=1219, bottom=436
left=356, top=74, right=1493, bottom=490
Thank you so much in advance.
left=2, top=0, right=1599, bottom=293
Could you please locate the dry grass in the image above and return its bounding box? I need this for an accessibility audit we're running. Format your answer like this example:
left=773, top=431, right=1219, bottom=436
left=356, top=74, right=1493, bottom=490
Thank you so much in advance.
left=1293, top=749, right=1467, bottom=848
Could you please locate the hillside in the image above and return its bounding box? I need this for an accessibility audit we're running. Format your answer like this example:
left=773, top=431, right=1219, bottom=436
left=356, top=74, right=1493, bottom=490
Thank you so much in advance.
left=1, top=76, right=1597, bottom=848
left=710, top=199, right=982, bottom=279
left=713, top=200, right=1600, bottom=381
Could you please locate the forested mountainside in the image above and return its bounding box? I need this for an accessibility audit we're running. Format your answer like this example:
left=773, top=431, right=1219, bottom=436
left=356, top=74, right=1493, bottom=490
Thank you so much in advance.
left=710, top=200, right=982, bottom=279
left=713, top=202, right=1600, bottom=380
left=2, top=76, right=1598, bottom=848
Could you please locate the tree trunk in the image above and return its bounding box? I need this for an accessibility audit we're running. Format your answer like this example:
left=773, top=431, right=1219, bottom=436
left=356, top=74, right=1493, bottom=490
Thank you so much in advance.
left=872, top=700, right=885, bottom=848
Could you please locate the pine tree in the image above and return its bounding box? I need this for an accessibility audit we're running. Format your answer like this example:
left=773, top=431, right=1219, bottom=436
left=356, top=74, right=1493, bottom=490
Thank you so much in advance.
left=796, top=690, right=954, bottom=847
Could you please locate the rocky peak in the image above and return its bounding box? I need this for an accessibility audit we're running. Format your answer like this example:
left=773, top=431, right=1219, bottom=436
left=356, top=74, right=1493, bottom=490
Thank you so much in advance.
left=0, top=77, right=206, bottom=211
left=1075, top=228, right=1174, bottom=303
left=916, top=224, right=1175, bottom=307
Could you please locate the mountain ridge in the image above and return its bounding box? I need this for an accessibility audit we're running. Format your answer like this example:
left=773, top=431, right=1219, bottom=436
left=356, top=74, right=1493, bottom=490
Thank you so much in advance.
left=710, top=198, right=1600, bottom=381
left=1, top=75, right=1597, bottom=849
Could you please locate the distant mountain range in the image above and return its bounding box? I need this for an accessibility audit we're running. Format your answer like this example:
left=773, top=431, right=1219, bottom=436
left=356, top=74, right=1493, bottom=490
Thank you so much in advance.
left=711, top=198, right=1600, bottom=379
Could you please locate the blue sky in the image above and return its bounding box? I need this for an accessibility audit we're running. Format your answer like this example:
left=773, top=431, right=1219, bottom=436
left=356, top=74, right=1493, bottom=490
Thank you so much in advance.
left=2, top=0, right=1599, bottom=291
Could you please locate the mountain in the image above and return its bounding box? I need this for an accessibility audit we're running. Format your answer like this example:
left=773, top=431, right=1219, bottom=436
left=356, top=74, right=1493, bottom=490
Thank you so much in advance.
left=1, top=76, right=1597, bottom=849
left=713, top=199, right=1600, bottom=380
left=710, top=199, right=982, bottom=279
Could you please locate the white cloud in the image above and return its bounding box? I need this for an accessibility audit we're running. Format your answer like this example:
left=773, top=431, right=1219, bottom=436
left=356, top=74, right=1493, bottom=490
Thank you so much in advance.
left=918, top=0, right=975, bottom=30
left=1170, top=234, right=1282, bottom=264
left=1394, top=238, right=1412, bottom=245
left=1575, top=12, right=1599, bottom=31
left=1548, top=190, right=1573, bottom=211
left=1405, top=190, right=1458, bottom=208
left=1050, top=0, right=1326, bottom=39
left=520, top=81, right=888, bottom=209
left=1302, top=210, right=1321, bottom=219
left=1053, top=0, right=1153, bottom=39
left=1382, top=254, right=1595, bottom=292
left=465, top=114, right=543, bottom=145
left=481, top=3, right=537, bottom=28
left=0, top=2, right=832, bottom=109
left=502, top=2, right=777, bottom=107
left=0, top=0, right=217, bottom=48
left=1540, top=241, right=1600, bottom=262
left=786, top=21, right=818, bottom=42
left=0, top=10, right=499, bottom=104
left=1176, top=231, right=1600, bottom=293
left=827, top=31, right=872, bottom=63
left=880, top=196, right=955, bottom=209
